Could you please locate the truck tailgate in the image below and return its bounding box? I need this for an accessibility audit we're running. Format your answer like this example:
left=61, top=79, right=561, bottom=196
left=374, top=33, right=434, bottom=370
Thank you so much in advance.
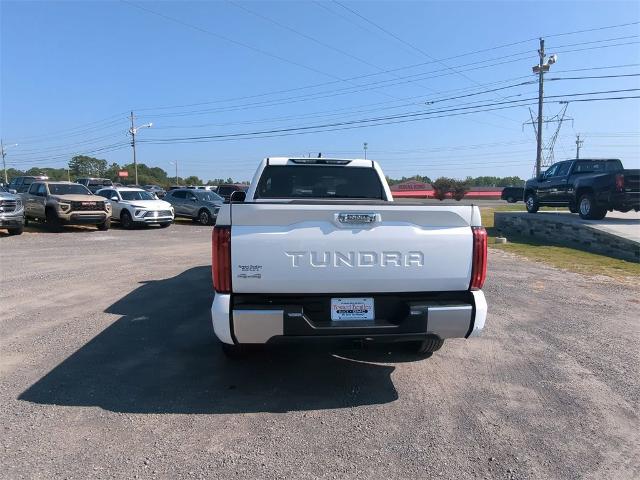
left=229, top=203, right=478, bottom=294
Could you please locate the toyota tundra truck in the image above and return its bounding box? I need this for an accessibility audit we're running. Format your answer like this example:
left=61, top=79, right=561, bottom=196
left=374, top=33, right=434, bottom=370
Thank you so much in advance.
left=211, top=158, right=487, bottom=358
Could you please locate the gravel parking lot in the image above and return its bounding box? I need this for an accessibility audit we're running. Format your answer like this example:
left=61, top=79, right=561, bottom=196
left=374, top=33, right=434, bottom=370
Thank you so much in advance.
left=1, top=222, right=638, bottom=479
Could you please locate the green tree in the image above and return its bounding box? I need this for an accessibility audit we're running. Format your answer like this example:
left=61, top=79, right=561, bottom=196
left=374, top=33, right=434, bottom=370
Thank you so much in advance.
left=451, top=179, right=470, bottom=201
left=69, top=155, right=108, bottom=177
left=184, top=175, right=203, bottom=186
left=432, top=177, right=455, bottom=200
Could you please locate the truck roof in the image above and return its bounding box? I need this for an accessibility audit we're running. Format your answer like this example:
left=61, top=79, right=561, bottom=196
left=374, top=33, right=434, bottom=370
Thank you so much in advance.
left=266, top=157, right=375, bottom=168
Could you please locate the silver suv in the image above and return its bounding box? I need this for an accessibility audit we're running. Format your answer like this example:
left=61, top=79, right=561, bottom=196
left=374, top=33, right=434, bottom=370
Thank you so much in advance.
left=163, top=188, right=223, bottom=225
left=0, top=185, right=24, bottom=235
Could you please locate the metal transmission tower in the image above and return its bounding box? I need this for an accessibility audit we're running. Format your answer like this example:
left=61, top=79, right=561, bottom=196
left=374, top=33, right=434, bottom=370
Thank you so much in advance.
left=524, top=103, right=573, bottom=175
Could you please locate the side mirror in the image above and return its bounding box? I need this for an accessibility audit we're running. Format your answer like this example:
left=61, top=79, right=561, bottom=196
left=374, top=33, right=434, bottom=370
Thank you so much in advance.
left=537, top=173, right=545, bottom=181
left=230, top=190, right=246, bottom=203
left=190, top=197, right=197, bottom=202
left=8, top=189, right=17, bottom=194
left=111, top=196, right=119, bottom=201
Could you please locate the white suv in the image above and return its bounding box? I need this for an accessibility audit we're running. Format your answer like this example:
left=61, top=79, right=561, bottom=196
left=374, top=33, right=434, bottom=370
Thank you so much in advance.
left=97, top=187, right=174, bottom=229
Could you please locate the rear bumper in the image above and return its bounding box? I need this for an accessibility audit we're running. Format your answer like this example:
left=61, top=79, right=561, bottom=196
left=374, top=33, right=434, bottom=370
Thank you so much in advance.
left=211, top=290, right=486, bottom=345
left=609, top=191, right=640, bottom=211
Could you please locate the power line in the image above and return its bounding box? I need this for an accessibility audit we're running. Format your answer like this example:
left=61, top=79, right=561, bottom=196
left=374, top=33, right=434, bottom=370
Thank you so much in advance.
left=547, top=34, right=639, bottom=49
left=120, top=0, right=346, bottom=82
left=133, top=40, right=639, bottom=119
left=136, top=91, right=639, bottom=145
left=544, top=21, right=640, bottom=39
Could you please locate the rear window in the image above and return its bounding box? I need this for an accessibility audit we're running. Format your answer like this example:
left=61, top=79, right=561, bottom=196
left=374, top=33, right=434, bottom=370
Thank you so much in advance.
left=256, top=166, right=384, bottom=200
left=573, top=160, right=623, bottom=174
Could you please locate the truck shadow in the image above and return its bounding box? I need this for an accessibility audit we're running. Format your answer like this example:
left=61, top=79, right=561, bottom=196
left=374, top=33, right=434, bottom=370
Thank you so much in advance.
left=19, top=266, right=398, bottom=414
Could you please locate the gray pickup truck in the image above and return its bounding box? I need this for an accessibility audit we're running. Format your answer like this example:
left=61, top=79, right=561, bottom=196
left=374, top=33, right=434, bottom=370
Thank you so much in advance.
left=22, top=181, right=111, bottom=231
left=0, top=185, right=24, bottom=235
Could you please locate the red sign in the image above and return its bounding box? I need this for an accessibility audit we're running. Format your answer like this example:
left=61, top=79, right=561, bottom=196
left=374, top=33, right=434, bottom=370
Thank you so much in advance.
left=118, top=171, right=129, bottom=178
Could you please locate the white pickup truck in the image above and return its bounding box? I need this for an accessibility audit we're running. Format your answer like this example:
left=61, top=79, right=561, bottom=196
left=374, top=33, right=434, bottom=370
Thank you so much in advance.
left=211, top=158, right=487, bottom=357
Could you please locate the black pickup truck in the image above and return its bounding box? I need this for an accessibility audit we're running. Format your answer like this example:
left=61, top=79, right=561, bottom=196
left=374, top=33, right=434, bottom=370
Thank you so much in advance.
left=524, top=159, right=640, bottom=219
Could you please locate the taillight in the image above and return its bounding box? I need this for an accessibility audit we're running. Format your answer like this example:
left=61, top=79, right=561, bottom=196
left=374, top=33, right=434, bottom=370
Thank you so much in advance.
left=212, top=226, right=231, bottom=293
left=615, top=174, right=624, bottom=192
left=469, top=226, right=487, bottom=290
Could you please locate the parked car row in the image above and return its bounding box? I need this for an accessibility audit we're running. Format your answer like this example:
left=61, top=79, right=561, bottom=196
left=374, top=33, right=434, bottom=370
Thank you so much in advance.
left=0, top=179, right=230, bottom=235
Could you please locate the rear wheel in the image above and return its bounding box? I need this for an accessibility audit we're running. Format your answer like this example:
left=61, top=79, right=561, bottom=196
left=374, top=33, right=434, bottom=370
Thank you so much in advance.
left=525, top=193, right=539, bottom=213
left=46, top=208, right=62, bottom=232
left=198, top=209, right=212, bottom=225
left=97, top=217, right=111, bottom=231
left=578, top=193, right=607, bottom=220
left=120, top=210, right=134, bottom=229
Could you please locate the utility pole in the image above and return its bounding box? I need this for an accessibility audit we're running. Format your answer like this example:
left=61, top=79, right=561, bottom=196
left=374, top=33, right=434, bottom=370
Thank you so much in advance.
left=535, top=38, right=545, bottom=177
left=363, top=142, right=368, bottom=160
left=128, top=111, right=152, bottom=186
left=530, top=38, right=558, bottom=176
left=575, top=134, right=583, bottom=159
left=1, top=139, right=18, bottom=184
left=129, top=111, right=138, bottom=185
left=1, top=139, right=6, bottom=184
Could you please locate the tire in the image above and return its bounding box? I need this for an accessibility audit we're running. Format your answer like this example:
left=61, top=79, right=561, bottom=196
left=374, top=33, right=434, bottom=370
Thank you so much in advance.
left=578, top=193, right=607, bottom=220
left=120, top=210, right=134, bottom=229
left=569, top=203, right=579, bottom=214
left=525, top=193, right=539, bottom=213
left=198, top=208, right=212, bottom=225
left=417, top=336, right=445, bottom=355
left=221, top=342, right=246, bottom=359
left=406, top=336, right=445, bottom=358
left=159, top=222, right=171, bottom=228
left=8, top=226, right=23, bottom=236
left=97, top=217, right=111, bottom=231
left=46, top=208, right=62, bottom=232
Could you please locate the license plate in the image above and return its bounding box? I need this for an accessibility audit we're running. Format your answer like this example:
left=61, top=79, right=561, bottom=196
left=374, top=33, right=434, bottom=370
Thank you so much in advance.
left=331, top=297, right=374, bottom=321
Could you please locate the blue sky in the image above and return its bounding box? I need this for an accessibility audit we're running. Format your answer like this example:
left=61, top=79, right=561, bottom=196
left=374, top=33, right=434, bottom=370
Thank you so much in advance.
left=2, top=0, right=639, bottom=182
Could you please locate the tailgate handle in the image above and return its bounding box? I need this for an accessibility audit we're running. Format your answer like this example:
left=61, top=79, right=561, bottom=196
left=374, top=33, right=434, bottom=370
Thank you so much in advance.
left=336, top=212, right=379, bottom=224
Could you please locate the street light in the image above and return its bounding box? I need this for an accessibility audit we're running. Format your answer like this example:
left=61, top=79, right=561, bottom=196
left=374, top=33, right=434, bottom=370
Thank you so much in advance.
left=129, top=111, right=153, bottom=185
left=363, top=142, right=368, bottom=160
left=1, top=140, right=18, bottom=184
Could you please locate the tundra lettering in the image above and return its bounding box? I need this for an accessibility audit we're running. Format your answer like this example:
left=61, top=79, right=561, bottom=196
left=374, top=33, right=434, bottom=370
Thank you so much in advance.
left=284, top=250, right=425, bottom=268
